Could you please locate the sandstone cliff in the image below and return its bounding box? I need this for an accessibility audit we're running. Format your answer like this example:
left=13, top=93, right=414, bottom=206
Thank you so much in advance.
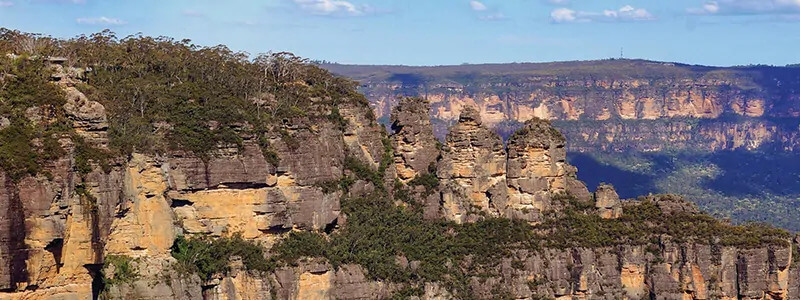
left=1, top=44, right=798, bottom=300
left=437, top=106, right=508, bottom=223
left=324, top=60, right=800, bottom=230
left=324, top=60, right=800, bottom=152
left=390, top=97, right=439, bottom=183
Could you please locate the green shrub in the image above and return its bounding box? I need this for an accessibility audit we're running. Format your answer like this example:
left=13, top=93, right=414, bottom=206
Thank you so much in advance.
left=407, top=163, right=439, bottom=195
left=273, top=193, right=537, bottom=296
left=271, top=231, right=328, bottom=264
left=103, top=255, right=139, bottom=287
left=170, top=234, right=272, bottom=280
left=344, top=156, right=383, bottom=187
left=263, top=148, right=281, bottom=166
left=328, top=107, right=348, bottom=130
left=0, top=56, right=70, bottom=182
left=0, top=122, right=40, bottom=181
left=73, top=135, right=112, bottom=175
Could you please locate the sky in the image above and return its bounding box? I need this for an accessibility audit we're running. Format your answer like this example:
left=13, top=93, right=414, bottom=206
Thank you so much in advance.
left=1, top=0, right=800, bottom=66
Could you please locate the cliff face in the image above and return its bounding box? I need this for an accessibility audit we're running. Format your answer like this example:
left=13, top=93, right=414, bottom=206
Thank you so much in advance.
left=0, top=62, right=388, bottom=299
left=554, top=118, right=800, bottom=153
left=324, top=60, right=800, bottom=152
left=391, top=97, right=439, bottom=183
left=324, top=60, right=800, bottom=231
left=437, top=106, right=508, bottom=223
left=1, top=54, right=799, bottom=300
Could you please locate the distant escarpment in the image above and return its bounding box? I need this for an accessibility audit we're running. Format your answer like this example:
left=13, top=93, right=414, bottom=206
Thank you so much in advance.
left=324, top=60, right=800, bottom=230
left=324, top=60, right=800, bottom=151
left=1, top=30, right=799, bottom=300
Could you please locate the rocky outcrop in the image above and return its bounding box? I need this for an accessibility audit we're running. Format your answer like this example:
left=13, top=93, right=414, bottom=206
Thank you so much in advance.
left=340, top=102, right=388, bottom=172
left=333, top=239, right=788, bottom=300
left=437, top=106, right=507, bottom=222
left=0, top=58, right=385, bottom=299
left=104, top=257, right=203, bottom=300
left=0, top=64, right=122, bottom=298
left=391, top=98, right=439, bottom=182
left=325, top=61, right=800, bottom=152
left=505, top=118, right=590, bottom=221
left=557, top=118, right=800, bottom=153
left=3, top=58, right=800, bottom=300
left=0, top=153, right=122, bottom=299
left=435, top=110, right=592, bottom=223
left=197, top=260, right=392, bottom=300
left=594, top=184, right=622, bottom=219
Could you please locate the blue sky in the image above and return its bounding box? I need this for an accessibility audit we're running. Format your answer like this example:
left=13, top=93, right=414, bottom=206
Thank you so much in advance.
left=1, top=0, right=799, bottom=66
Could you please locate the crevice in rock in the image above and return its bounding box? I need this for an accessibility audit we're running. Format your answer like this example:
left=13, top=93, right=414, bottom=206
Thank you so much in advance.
left=217, top=182, right=269, bottom=190
left=203, top=160, right=211, bottom=189
left=261, top=225, right=291, bottom=235
left=115, top=206, right=130, bottom=218
left=176, top=182, right=269, bottom=194
left=90, top=197, right=103, bottom=262
left=85, top=264, right=104, bottom=300
left=736, top=253, right=743, bottom=299
left=45, top=238, right=64, bottom=273
left=170, top=199, right=194, bottom=208
left=324, top=218, right=339, bottom=234
left=6, top=178, right=28, bottom=289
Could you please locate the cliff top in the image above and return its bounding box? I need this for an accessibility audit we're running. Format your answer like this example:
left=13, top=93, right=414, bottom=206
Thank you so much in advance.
left=323, top=59, right=800, bottom=92
left=507, top=118, right=566, bottom=148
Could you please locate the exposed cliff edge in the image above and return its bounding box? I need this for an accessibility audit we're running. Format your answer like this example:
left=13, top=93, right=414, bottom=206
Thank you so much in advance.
left=1, top=31, right=799, bottom=300
left=323, top=60, right=800, bottom=230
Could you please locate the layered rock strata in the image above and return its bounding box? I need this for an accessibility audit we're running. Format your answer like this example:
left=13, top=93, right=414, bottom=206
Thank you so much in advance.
left=390, top=97, right=439, bottom=182
left=324, top=61, right=800, bottom=152
left=434, top=108, right=589, bottom=222
left=2, top=61, right=799, bottom=300
left=436, top=106, right=508, bottom=223
left=595, top=184, right=622, bottom=219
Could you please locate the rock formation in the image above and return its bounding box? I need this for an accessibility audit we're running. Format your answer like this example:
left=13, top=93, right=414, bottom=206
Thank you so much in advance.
left=594, top=184, right=622, bottom=219
left=325, top=60, right=800, bottom=153
left=436, top=106, right=507, bottom=222
left=0, top=59, right=381, bottom=299
left=390, top=97, right=439, bottom=183
left=434, top=112, right=591, bottom=223
left=505, top=118, right=590, bottom=221
left=325, top=61, right=800, bottom=229
left=1, top=55, right=799, bottom=300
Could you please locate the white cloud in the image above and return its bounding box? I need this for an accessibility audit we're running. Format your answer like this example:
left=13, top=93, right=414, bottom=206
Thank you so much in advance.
left=547, top=0, right=569, bottom=4
left=76, top=17, right=127, bottom=25
left=292, top=0, right=366, bottom=16
left=468, top=1, right=507, bottom=21
left=479, top=12, right=507, bottom=21
left=551, top=8, right=578, bottom=22
left=551, top=5, right=654, bottom=23
left=0, top=1, right=13, bottom=7
left=702, top=2, right=721, bottom=13
left=469, top=1, right=487, bottom=11
left=689, top=0, right=800, bottom=15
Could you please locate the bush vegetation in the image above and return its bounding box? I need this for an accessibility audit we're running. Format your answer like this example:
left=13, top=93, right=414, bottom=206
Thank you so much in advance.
left=103, top=255, right=139, bottom=288
left=407, top=163, right=440, bottom=194
left=538, top=194, right=791, bottom=249
left=3, top=28, right=794, bottom=298
left=266, top=192, right=791, bottom=297
left=268, top=193, right=537, bottom=297
left=170, top=234, right=273, bottom=280
left=0, top=55, right=70, bottom=182
left=1, top=28, right=369, bottom=166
